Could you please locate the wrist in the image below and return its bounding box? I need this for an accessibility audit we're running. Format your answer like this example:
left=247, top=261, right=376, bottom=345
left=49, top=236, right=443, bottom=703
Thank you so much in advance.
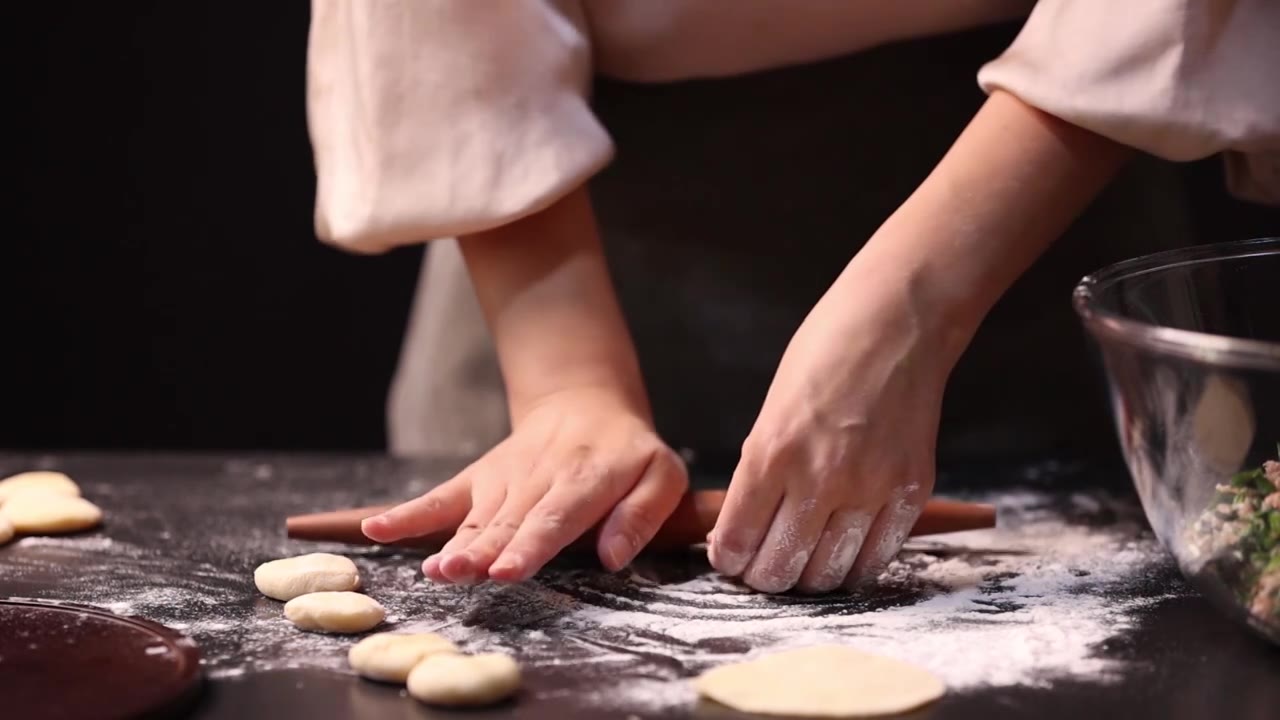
left=505, top=363, right=652, bottom=427
left=827, top=91, right=1131, bottom=373
left=824, top=252, right=980, bottom=375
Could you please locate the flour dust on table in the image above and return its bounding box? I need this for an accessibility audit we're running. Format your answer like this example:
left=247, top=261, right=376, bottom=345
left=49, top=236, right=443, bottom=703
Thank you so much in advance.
left=0, top=468, right=1184, bottom=718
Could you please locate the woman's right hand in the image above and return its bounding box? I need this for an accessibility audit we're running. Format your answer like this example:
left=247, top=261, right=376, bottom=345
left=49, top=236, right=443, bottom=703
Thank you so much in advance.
left=362, top=386, right=689, bottom=584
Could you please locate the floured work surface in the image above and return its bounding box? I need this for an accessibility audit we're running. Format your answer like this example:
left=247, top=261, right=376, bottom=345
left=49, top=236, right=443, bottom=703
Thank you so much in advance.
left=1, top=454, right=1277, bottom=720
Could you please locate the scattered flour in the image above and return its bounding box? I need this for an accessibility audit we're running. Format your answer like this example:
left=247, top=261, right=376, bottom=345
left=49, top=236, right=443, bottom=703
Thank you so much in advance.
left=16, top=536, right=119, bottom=551
left=385, top=489, right=1177, bottom=714
left=0, top=485, right=1183, bottom=717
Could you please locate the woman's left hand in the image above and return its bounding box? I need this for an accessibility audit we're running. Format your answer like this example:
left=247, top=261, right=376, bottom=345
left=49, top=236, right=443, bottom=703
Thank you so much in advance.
left=708, top=280, right=958, bottom=594
left=708, top=90, right=1131, bottom=594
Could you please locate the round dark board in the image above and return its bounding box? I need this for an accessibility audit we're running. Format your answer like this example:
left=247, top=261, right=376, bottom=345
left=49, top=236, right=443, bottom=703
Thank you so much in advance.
left=0, top=598, right=203, bottom=720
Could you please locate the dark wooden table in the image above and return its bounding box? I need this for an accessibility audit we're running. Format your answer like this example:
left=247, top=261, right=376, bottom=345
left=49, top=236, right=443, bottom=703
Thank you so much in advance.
left=1, top=453, right=1276, bottom=719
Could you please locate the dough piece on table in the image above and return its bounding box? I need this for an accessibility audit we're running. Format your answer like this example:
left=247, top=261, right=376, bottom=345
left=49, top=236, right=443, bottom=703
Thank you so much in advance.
left=348, top=632, right=458, bottom=683
left=0, top=471, right=81, bottom=504
left=283, top=591, right=384, bottom=634
left=407, top=652, right=521, bottom=707
left=694, top=645, right=945, bottom=718
left=0, top=514, right=13, bottom=545
left=254, top=553, right=361, bottom=601
left=0, top=494, right=102, bottom=535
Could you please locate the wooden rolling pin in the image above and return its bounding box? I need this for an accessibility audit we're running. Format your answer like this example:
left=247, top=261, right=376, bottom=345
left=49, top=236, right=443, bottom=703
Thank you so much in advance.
left=286, top=491, right=995, bottom=552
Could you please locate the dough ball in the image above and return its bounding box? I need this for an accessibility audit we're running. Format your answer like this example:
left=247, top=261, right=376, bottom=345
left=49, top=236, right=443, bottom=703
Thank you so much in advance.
left=694, top=645, right=945, bottom=718
left=283, top=591, right=384, bottom=634
left=348, top=632, right=458, bottom=683
left=254, top=553, right=361, bottom=601
left=0, top=471, right=81, bottom=504
left=0, top=494, right=102, bottom=535
left=0, top=514, right=13, bottom=545
left=407, top=652, right=521, bottom=707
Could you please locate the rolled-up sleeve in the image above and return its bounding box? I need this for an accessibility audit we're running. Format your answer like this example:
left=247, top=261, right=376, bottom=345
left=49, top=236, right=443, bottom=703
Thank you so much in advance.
left=978, top=0, right=1280, bottom=204
left=306, top=0, right=613, bottom=253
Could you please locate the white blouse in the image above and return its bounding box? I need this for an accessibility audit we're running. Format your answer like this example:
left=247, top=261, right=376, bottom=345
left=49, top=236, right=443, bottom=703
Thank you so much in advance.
left=978, top=0, right=1279, bottom=205
left=307, top=0, right=1279, bottom=254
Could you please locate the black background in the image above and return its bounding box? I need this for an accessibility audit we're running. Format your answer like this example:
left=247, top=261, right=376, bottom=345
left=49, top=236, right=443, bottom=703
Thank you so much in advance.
left=4, top=2, right=1276, bottom=452
left=7, top=2, right=422, bottom=451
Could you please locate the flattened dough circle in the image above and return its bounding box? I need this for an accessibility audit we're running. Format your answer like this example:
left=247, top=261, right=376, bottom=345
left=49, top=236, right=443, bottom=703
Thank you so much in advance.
left=0, top=471, right=81, bottom=504
left=694, top=645, right=945, bottom=718
left=0, top=494, right=102, bottom=535
left=0, top=514, right=13, bottom=545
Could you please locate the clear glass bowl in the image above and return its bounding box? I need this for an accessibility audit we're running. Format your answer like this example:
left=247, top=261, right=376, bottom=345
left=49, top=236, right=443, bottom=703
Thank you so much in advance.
left=1074, top=237, right=1280, bottom=645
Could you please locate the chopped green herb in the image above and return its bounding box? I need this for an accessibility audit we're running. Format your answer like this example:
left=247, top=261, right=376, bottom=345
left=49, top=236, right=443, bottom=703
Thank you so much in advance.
left=1186, top=446, right=1280, bottom=625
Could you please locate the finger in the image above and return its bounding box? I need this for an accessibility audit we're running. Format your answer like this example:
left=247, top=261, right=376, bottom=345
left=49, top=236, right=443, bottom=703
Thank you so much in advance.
left=363, top=473, right=472, bottom=544
left=596, top=449, right=688, bottom=571
left=433, top=475, right=509, bottom=584
left=439, top=475, right=540, bottom=584
left=708, top=454, right=784, bottom=577
left=796, top=507, right=873, bottom=594
left=421, top=555, right=444, bottom=582
left=845, top=493, right=923, bottom=587
left=489, top=454, right=634, bottom=582
left=424, top=480, right=503, bottom=582
left=446, top=470, right=552, bottom=583
left=741, top=496, right=828, bottom=593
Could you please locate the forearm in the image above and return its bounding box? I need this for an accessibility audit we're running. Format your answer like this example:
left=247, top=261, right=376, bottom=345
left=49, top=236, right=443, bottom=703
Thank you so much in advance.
left=458, top=186, right=649, bottom=424
left=834, top=90, right=1133, bottom=364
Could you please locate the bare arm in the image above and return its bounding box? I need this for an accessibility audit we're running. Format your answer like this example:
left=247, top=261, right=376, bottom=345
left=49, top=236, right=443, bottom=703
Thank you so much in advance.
left=365, top=186, right=687, bottom=583
left=837, top=89, right=1133, bottom=360
left=458, top=186, right=649, bottom=424
left=713, top=90, right=1134, bottom=593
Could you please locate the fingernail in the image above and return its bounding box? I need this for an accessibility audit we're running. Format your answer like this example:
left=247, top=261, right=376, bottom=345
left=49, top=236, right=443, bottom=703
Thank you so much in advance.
left=457, top=552, right=479, bottom=577
left=712, top=547, right=749, bottom=577
left=872, top=527, right=909, bottom=569
left=862, top=564, right=889, bottom=584
left=846, top=564, right=887, bottom=591
left=489, top=553, right=523, bottom=579
left=744, top=571, right=792, bottom=595
left=798, top=577, right=841, bottom=595
left=603, top=536, right=633, bottom=571
left=422, top=555, right=442, bottom=579
left=448, top=553, right=487, bottom=585
left=361, top=516, right=387, bottom=537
